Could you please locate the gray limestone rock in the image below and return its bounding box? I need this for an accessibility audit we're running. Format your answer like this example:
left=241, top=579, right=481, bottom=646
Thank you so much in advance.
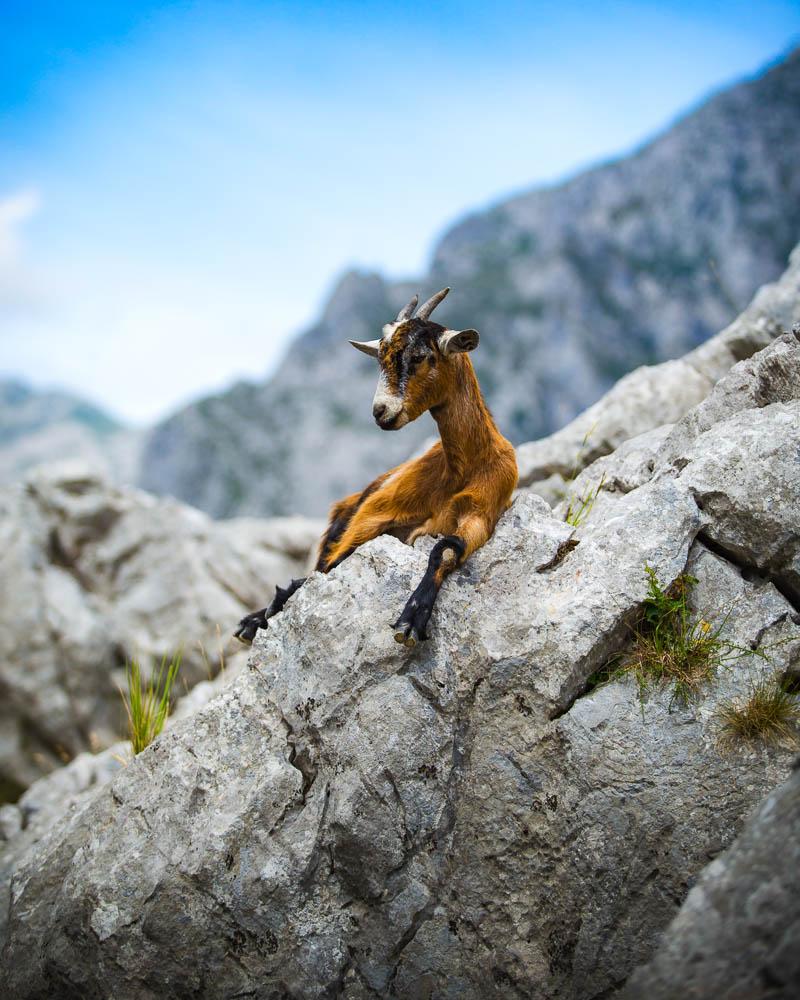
left=2, top=306, right=800, bottom=998
left=0, top=464, right=322, bottom=793
left=518, top=248, right=800, bottom=495
left=2, top=347, right=799, bottom=994
left=624, top=765, right=800, bottom=1000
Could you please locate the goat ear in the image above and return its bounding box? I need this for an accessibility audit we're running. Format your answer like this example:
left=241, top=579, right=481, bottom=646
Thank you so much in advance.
left=438, top=328, right=479, bottom=355
left=349, top=339, right=381, bottom=358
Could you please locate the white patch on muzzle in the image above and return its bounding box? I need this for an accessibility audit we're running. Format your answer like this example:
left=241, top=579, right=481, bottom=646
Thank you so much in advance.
left=372, top=371, right=406, bottom=425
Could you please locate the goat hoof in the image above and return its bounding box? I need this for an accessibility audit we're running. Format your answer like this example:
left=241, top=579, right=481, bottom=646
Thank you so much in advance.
left=393, top=622, right=420, bottom=648
left=404, top=628, right=419, bottom=649
left=234, top=609, right=269, bottom=645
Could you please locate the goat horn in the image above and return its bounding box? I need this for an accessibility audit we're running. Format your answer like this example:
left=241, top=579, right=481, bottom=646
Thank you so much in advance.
left=349, top=338, right=381, bottom=358
left=395, top=294, right=418, bottom=322
left=416, top=287, right=450, bottom=320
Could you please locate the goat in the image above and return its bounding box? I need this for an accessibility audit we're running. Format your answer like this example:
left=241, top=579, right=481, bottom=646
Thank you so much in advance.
left=235, top=287, right=518, bottom=648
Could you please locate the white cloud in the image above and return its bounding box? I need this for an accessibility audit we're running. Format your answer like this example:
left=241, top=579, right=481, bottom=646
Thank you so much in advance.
left=0, top=188, right=45, bottom=315
left=0, top=188, right=40, bottom=262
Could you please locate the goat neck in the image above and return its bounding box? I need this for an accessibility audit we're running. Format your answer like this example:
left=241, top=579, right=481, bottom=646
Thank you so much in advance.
left=431, top=355, right=498, bottom=478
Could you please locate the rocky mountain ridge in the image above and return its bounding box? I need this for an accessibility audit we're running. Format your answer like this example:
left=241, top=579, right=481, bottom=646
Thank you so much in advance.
left=0, top=377, right=140, bottom=486
left=139, top=47, right=800, bottom=517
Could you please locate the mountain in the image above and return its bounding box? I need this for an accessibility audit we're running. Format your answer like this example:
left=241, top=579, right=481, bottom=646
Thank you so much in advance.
left=0, top=378, right=141, bottom=486
left=139, top=48, right=800, bottom=518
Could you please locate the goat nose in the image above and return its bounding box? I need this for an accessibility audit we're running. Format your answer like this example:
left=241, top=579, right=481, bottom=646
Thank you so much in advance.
left=373, top=401, right=387, bottom=421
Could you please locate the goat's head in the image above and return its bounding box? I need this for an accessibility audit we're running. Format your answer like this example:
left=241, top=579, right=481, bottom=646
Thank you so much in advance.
left=349, top=287, right=479, bottom=430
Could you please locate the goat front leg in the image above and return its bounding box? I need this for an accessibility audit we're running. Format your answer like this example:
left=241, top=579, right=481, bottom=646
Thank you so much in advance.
left=393, top=512, right=492, bottom=648
left=234, top=577, right=306, bottom=644
left=392, top=536, right=465, bottom=648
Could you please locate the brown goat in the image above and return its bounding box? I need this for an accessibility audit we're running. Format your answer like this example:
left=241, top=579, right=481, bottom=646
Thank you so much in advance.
left=235, top=287, right=517, bottom=648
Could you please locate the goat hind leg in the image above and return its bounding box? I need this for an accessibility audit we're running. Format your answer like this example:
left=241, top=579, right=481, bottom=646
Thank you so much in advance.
left=393, top=536, right=465, bottom=648
left=234, top=577, right=306, bottom=644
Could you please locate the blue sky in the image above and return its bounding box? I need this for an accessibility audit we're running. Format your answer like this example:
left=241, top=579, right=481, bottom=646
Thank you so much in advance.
left=2, top=1, right=799, bottom=424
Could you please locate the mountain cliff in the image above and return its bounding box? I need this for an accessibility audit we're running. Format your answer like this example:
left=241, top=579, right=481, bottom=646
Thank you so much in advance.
left=139, top=48, right=800, bottom=517
left=0, top=379, right=140, bottom=486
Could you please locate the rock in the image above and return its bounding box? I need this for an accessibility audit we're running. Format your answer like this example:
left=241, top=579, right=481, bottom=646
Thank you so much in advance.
left=517, top=360, right=711, bottom=488
left=624, top=765, right=800, bottom=1000
left=656, top=328, right=800, bottom=468
left=2, top=326, right=799, bottom=997
left=0, top=662, right=237, bottom=945
left=552, top=329, right=800, bottom=535
left=678, top=402, right=800, bottom=605
left=0, top=464, right=323, bottom=793
left=518, top=245, right=800, bottom=494
left=551, top=424, right=674, bottom=523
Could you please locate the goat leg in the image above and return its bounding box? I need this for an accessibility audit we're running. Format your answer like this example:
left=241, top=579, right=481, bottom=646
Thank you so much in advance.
left=234, top=578, right=306, bottom=645
left=393, top=536, right=465, bottom=648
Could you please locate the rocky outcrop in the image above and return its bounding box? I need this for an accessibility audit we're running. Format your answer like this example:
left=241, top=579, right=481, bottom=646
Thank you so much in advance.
left=139, top=48, right=800, bottom=518
left=0, top=465, right=322, bottom=795
left=518, top=240, right=800, bottom=498
left=624, top=764, right=800, bottom=999
left=2, top=329, right=798, bottom=998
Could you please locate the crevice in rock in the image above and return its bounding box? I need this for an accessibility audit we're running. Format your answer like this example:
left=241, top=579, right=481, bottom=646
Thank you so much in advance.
left=278, top=709, right=319, bottom=803
left=383, top=674, right=485, bottom=988
left=697, top=530, right=800, bottom=617
left=537, top=535, right=580, bottom=572
left=299, top=781, right=331, bottom=889
left=327, top=945, right=382, bottom=999
left=548, top=611, right=642, bottom=721
left=403, top=674, right=447, bottom=717
left=749, top=612, right=793, bottom=654
left=386, top=901, right=436, bottom=991
left=258, top=707, right=322, bottom=839
left=434, top=675, right=483, bottom=844
left=383, top=769, right=411, bottom=853
left=46, top=527, right=96, bottom=594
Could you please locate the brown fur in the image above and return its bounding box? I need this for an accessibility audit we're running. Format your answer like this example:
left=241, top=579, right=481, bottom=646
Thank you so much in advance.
left=235, top=297, right=517, bottom=647
left=316, top=348, right=517, bottom=579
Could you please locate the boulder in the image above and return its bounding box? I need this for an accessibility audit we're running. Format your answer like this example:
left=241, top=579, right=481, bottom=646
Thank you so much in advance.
left=517, top=243, right=800, bottom=496
left=624, top=764, right=800, bottom=999
left=1, top=333, right=799, bottom=998
left=0, top=464, right=323, bottom=793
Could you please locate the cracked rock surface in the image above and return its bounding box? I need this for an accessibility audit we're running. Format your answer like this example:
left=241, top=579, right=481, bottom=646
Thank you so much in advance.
left=624, top=764, right=800, bottom=999
left=0, top=464, right=322, bottom=793
left=1, top=327, right=799, bottom=998
left=517, top=241, right=800, bottom=501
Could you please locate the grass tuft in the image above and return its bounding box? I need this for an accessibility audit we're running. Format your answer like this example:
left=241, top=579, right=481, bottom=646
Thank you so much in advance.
left=119, top=652, right=182, bottom=754
left=716, top=673, right=800, bottom=749
left=622, top=566, right=724, bottom=705
left=586, top=565, right=800, bottom=735
left=594, top=565, right=751, bottom=708
left=565, top=472, right=606, bottom=528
